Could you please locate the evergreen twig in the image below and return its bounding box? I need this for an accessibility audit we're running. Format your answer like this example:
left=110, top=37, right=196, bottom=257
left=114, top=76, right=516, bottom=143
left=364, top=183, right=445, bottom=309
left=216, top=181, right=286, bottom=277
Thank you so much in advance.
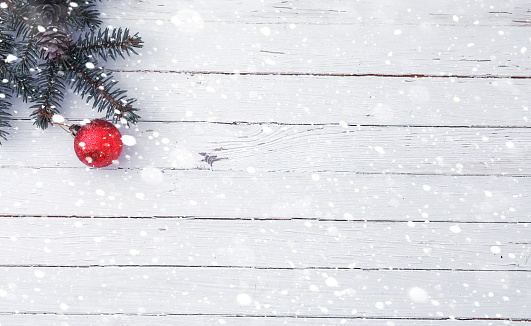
left=30, top=62, right=65, bottom=129
left=0, top=61, right=35, bottom=101
left=68, top=61, right=140, bottom=124
left=0, top=83, right=12, bottom=144
left=2, top=1, right=36, bottom=39
left=65, top=2, right=101, bottom=32
left=0, top=31, right=16, bottom=57
left=15, top=39, right=39, bottom=75
left=73, top=28, right=143, bottom=62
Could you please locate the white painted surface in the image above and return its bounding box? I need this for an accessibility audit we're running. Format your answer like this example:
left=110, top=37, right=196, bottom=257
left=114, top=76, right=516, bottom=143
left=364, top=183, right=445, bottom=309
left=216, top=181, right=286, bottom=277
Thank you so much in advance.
left=0, top=0, right=530, bottom=325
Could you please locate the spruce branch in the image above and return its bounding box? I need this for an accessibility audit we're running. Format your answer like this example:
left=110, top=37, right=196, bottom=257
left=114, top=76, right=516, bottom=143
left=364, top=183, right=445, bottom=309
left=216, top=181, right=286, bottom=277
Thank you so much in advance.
left=73, top=28, right=143, bottom=62
left=68, top=61, right=140, bottom=124
left=2, top=0, right=37, bottom=39
left=65, top=2, right=101, bottom=32
left=0, top=31, right=16, bottom=58
left=0, top=29, right=13, bottom=141
left=14, top=38, right=39, bottom=74
left=0, top=83, right=12, bottom=143
left=30, top=61, right=65, bottom=129
left=0, top=60, right=35, bottom=101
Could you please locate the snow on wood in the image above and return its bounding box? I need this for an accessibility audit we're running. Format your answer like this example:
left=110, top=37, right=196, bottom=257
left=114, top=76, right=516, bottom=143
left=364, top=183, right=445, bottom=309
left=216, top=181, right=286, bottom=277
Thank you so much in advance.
left=1, top=218, right=529, bottom=270
left=0, top=267, right=529, bottom=318
left=0, top=169, right=528, bottom=221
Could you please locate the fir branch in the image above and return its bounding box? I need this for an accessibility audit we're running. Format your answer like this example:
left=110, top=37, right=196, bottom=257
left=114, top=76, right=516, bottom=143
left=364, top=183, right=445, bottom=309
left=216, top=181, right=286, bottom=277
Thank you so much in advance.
left=73, top=28, right=143, bottom=62
left=67, top=61, right=140, bottom=124
left=0, top=31, right=16, bottom=60
left=65, top=2, right=101, bottom=32
left=14, top=38, right=38, bottom=74
left=0, top=60, right=35, bottom=101
left=29, top=62, right=65, bottom=129
left=0, top=83, right=12, bottom=144
left=2, top=0, right=36, bottom=39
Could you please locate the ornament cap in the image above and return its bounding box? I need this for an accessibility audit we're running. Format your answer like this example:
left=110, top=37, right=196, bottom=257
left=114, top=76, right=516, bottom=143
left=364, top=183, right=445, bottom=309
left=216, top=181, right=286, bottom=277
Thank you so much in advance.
left=69, top=124, right=81, bottom=136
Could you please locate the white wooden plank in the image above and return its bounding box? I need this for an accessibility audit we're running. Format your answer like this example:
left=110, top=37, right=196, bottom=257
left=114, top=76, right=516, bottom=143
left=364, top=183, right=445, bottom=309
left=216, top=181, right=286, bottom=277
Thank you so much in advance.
left=0, top=314, right=523, bottom=326
left=95, top=0, right=531, bottom=75
left=10, top=74, right=530, bottom=127
left=1, top=121, right=530, bottom=175
left=103, top=0, right=531, bottom=26
left=98, top=20, right=531, bottom=76
left=111, top=73, right=531, bottom=127
left=1, top=218, right=529, bottom=270
left=0, top=267, right=529, bottom=318
left=0, top=169, right=528, bottom=221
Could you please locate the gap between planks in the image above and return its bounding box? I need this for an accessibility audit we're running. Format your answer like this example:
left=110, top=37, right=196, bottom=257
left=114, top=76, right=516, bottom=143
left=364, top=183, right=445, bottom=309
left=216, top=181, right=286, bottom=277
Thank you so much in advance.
left=107, top=69, right=531, bottom=80
left=1, top=215, right=530, bottom=223
left=0, top=167, right=530, bottom=178
left=0, top=265, right=529, bottom=273
left=0, top=312, right=530, bottom=323
left=7, top=117, right=531, bottom=130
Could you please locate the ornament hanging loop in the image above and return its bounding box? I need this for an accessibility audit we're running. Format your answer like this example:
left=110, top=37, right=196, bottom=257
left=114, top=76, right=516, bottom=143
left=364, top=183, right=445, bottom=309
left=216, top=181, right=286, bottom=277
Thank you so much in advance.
left=69, top=124, right=81, bottom=136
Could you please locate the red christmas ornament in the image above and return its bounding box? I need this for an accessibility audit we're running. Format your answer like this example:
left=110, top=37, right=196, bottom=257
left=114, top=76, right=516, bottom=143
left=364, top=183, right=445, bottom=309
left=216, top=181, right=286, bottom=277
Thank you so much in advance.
left=73, top=119, right=123, bottom=168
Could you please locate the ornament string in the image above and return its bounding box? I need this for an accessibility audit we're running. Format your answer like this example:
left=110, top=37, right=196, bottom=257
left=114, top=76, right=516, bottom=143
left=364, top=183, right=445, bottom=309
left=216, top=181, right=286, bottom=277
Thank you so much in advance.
left=42, top=112, right=76, bottom=137
left=54, top=122, right=74, bottom=136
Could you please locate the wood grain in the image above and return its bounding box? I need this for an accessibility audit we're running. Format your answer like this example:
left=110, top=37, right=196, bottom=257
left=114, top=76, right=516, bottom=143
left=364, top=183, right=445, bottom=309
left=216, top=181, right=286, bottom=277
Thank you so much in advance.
left=104, top=0, right=531, bottom=26
left=1, top=218, right=529, bottom=270
left=0, top=169, right=528, bottom=221
left=0, top=267, right=529, bottom=318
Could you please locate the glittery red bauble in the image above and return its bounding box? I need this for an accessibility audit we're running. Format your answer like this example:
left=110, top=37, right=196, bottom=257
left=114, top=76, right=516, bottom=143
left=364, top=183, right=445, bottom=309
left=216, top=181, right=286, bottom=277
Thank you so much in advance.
left=74, top=119, right=123, bottom=168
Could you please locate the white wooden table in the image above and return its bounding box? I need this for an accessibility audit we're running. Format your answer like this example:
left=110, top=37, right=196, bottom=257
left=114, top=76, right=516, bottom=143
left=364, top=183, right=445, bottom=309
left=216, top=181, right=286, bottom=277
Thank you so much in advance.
left=1, top=0, right=530, bottom=325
